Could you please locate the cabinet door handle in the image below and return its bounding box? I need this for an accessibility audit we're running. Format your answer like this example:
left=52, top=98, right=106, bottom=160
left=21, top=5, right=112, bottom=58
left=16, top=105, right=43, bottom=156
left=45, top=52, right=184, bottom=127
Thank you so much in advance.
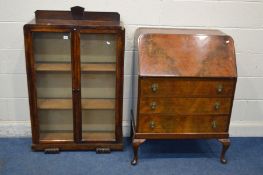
left=217, top=84, right=223, bottom=94
left=149, top=120, right=156, bottom=129
left=151, top=83, right=158, bottom=92
left=214, top=102, right=221, bottom=110
left=212, top=120, right=217, bottom=129
left=73, top=89, right=80, bottom=93
left=150, top=102, right=157, bottom=110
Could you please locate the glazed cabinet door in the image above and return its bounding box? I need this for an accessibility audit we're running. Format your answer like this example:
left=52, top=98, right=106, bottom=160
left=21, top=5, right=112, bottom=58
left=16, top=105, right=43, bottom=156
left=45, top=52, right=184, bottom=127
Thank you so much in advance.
left=32, top=31, right=74, bottom=143
left=79, top=30, right=123, bottom=142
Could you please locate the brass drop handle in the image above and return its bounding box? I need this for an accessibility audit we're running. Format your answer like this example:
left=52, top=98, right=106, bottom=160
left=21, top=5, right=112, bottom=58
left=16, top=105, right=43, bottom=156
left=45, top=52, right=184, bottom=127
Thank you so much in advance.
left=149, top=120, right=156, bottom=129
left=151, top=83, right=158, bottom=92
left=150, top=101, right=157, bottom=110
left=214, top=102, right=221, bottom=110
left=217, top=84, right=223, bottom=93
left=212, top=120, right=217, bottom=129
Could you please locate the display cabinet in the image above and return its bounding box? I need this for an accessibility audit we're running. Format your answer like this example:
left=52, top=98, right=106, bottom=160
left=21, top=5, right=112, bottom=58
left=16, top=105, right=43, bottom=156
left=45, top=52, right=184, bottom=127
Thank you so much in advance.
left=24, top=7, right=125, bottom=152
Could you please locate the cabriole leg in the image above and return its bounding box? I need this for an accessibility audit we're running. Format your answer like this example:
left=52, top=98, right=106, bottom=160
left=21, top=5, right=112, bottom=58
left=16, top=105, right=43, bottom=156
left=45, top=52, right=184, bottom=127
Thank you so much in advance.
left=218, top=138, right=230, bottom=164
left=131, top=139, right=146, bottom=165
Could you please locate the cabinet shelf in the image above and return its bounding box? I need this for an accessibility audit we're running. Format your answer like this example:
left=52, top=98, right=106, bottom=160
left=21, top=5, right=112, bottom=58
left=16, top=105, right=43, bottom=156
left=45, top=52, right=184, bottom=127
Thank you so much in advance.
left=35, top=63, right=116, bottom=72
left=40, top=131, right=115, bottom=142
left=81, top=63, right=116, bottom=72
left=82, top=131, right=115, bottom=141
left=37, top=99, right=115, bottom=109
left=40, top=131, right=73, bottom=141
left=36, top=63, right=71, bottom=72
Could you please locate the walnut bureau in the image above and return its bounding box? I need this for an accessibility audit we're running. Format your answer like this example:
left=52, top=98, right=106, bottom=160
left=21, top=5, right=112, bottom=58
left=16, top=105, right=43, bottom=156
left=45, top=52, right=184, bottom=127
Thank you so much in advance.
left=131, top=28, right=237, bottom=165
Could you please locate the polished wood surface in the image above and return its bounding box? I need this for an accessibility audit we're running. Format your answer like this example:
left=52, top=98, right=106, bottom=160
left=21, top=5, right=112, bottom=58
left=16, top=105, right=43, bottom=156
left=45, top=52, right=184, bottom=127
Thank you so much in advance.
left=71, top=28, right=82, bottom=143
left=131, top=139, right=146, bottom=165
left=26, top=6, right=122, bottom=30
left=131, top=28, right=237, bottom=165
left=24, top=7, right=125, bottom=151
left=34, top=6, right=120, bottom=26
left=134, top=132, right=229, bottom=140
left=137, top=28, right=237, bottom=77
left=139, top=97, right=232, bottom=115
left=138, top=115, right=229, bottom=133
left=140, top=78, right=235, bottom=97
left=135, top=28, right=226, bottom=36
left=218, top=138, right=231, bottom=164
left=24, top=26, right=40, bottom=144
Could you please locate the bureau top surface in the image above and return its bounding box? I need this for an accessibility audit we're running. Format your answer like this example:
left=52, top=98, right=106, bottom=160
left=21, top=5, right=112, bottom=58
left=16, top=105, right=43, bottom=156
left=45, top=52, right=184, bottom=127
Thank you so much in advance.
left=136, top=28, right=237, bottom=78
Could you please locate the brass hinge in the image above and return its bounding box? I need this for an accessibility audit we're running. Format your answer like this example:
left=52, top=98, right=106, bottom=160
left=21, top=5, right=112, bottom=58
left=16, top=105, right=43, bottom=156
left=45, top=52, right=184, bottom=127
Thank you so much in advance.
left=44, top=148, right=60, bottom=154
left=96, top=147, right=111, bottom=154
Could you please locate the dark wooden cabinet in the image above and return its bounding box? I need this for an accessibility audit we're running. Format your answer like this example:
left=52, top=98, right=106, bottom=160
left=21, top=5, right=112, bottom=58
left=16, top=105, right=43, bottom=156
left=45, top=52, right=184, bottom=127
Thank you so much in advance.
left=131, top=28, right=237, bottom=164
left=24, top=7, right=125, bottom=152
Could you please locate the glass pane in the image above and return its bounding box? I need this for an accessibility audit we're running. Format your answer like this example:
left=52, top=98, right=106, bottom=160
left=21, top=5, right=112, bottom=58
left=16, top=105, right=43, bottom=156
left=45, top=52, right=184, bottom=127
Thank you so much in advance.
left=36, top=72, right=72, bottom=98
left=39, top=110, right=73, bottom=141
left=82, top=110, right=115, bottom=141
left=34, top=32, right=71, bottom=63
left=80, top=34, right=116, bottom=141
left=80, top=34, right=116, bottom=63
left=81, top=73, right=116, bottom=98
left=33, top=32, right=73, bottom=141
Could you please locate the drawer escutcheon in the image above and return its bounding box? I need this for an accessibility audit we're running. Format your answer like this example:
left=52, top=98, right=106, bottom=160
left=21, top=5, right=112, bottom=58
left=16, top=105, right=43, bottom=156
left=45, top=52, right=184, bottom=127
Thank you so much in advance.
left=217, top=84, right=224, bottom=94
left=214, top=102, right=221, bottom=110
left=149, top=120, right=156, bottom=129
left=151, top=83, right=158, bottom=92
left=150, top=101, right=157, bottom=110
left=212, top=120, right=217, bottom=129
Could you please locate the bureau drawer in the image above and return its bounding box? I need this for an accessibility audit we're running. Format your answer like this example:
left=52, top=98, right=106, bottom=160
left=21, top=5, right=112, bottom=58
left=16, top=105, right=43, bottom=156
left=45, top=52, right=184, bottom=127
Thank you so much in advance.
left=140, top=98, right=232, bottom=115
left=140, top=78, right=235, bottom=97
left=138, top=114, right=229, bottom=133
